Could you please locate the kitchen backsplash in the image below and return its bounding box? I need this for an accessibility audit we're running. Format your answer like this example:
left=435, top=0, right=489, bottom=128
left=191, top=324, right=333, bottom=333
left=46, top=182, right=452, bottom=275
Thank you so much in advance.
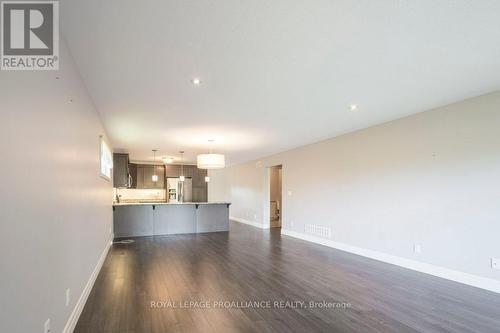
left=114, top=188, right=166, bottom=202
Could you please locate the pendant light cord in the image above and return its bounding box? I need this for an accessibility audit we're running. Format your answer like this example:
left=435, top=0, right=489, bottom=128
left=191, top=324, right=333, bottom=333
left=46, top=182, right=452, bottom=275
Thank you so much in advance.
left=152, top=149, right=157, bottom=177
left=208, top=139, right=214, bottom=154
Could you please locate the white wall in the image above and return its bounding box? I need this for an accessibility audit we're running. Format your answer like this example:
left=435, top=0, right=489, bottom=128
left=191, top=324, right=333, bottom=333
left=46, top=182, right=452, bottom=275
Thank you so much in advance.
left=207, top=168, right=231, bottom=202
left=209, top=91, right=500, bottom=287
left=0, top=42, right=113, bottom=333
left=210, top=162, right=269, bottom=228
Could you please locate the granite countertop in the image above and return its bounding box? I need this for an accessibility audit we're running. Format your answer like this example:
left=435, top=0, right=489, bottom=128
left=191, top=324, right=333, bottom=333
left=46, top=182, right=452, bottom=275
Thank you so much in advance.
left=113, top=202, right=231, bottom=206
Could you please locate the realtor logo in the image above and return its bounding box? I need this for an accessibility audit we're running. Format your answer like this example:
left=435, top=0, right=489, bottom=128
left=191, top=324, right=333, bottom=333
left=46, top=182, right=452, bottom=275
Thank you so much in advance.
left=1, top=1, right=59, bottom=70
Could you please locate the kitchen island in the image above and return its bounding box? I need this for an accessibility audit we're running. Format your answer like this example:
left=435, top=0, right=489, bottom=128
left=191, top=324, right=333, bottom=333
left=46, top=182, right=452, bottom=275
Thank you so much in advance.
left=113, top=202, right=231, bottom=238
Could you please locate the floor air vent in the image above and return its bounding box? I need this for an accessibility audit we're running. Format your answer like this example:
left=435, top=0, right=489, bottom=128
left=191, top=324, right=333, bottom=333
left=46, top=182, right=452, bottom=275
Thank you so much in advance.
left=305, top=224, right=332, bottom=239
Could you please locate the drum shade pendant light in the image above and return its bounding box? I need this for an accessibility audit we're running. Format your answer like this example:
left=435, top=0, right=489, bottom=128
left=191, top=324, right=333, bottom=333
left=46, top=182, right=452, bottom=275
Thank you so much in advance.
left=197, top=139, right=225, bottom=169
left=179, top=151, right=185, bottom=182
left=152, top=150, right=158, bottom=182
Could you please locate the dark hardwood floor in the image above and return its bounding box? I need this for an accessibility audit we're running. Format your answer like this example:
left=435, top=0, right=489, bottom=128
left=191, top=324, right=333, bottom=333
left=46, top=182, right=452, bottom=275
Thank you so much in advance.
left=75, top=222, right=500, bottom=333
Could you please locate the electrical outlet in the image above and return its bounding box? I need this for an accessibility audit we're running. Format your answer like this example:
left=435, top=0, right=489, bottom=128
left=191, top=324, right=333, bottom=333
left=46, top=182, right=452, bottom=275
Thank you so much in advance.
left=44, top=318, right=50, bottom=333
left=492, top=258, right=500, bottom=270
left=287, top=191, right=292, bottom=196
left=413, top=244, right=421, bottom=254
left=253, top=214, right=257, bottom=220
left=290, top=221, right=294, bottom=228
left=65, top=288, right=71, bottom=306
left=109, top=226, right=112, bottom=234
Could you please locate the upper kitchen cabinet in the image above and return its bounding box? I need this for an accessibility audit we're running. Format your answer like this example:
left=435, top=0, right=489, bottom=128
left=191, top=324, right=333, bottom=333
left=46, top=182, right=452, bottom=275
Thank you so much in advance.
left=113, top=153, right=131, bottom=188
left=129, top=163, right=137, bottom=188
left=136, top=164, right=165, bottom=189
left=164, top=165, right=207, bottom=201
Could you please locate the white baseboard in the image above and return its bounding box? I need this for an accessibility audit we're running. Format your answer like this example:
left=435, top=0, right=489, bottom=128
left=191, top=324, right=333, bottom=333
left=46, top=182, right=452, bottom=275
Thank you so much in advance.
left=230, top=216, right=270, bottom=229
left=281, top=229, right=500, bottom=294
left=63, top=234, right=114, bottom=333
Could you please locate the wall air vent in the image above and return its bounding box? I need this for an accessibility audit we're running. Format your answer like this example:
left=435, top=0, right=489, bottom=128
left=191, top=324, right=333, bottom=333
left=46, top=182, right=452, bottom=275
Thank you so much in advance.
left=305, top=224, right=332, bottom=239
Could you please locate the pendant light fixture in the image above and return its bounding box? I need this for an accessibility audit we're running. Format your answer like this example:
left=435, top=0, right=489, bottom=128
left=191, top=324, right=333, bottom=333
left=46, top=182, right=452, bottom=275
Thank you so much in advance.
left=152, top=149, right=158, bottom=182
left=197, top=139, right=225, bottom=169
left=179, top=150, right=185, bottom=182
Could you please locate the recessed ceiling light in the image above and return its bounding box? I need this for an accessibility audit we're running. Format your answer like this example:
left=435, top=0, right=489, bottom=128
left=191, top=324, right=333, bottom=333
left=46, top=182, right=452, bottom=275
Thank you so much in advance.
left=349, top=104, right=358, bottom=111
left=192, top=77, right=201, bottom=85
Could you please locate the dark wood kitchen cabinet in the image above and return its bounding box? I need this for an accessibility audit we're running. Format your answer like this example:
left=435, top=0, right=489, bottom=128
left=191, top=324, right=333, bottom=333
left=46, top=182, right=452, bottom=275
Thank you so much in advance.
left=129, top=163, right=137, bottom=188
left=136, top=164, right=165, bottom=189
left=164, top=165, right=207, bottom=201
left=153, top=165, right=166, bottom=188
left=113, top=153, right=130, bottom=188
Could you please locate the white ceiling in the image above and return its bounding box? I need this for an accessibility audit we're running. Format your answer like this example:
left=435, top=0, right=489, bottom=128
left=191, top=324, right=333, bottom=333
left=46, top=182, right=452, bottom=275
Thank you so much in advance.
left=62, top=0, right=500, bottom=165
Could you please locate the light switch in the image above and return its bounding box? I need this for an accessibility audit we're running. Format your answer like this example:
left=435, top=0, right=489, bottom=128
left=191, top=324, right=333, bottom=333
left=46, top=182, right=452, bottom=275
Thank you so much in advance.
left=492, top=258, right=500, bottom=270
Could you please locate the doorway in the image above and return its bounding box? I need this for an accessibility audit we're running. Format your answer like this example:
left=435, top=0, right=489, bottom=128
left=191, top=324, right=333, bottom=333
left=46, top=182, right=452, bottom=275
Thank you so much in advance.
left=269, top=165, right=282, bottom=228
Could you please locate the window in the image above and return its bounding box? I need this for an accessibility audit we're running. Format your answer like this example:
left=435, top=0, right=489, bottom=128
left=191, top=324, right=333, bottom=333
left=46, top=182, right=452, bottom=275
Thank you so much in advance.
left=100, top=136, right=113, bottom=180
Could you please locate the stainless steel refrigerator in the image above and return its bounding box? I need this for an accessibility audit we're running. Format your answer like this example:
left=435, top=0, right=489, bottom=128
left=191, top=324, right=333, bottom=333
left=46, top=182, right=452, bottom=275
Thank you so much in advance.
left=167, top=177, right=192, bottom=203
